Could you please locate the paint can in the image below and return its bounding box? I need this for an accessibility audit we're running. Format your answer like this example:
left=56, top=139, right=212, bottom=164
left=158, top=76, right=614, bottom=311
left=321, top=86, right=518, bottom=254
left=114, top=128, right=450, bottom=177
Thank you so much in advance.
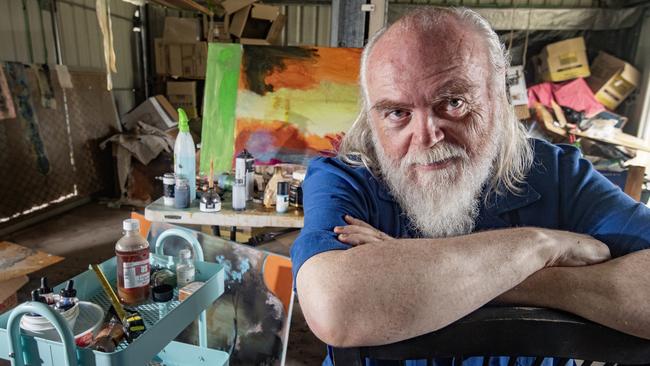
left=276, top=181, right=289, bottom=213
left=232, top=151, right=247, bottom=211
left=162, top=173, right=175, bottom=206
left=174, top=176, right=190, bottom=209
left=289, top=170, right=305, bottom=208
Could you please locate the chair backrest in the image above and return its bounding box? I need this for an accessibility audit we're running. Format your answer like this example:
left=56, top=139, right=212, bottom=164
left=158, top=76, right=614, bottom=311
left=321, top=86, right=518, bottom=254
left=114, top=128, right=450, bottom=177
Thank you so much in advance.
left=624, top=165, right=646, bottom=202
left=331, top=306, right=650, bottom=366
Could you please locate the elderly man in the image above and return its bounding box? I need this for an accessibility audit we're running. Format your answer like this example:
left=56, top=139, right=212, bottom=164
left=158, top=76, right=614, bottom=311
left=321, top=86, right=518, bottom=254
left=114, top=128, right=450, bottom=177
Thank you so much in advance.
left=291, top=7, right=650, bottom=366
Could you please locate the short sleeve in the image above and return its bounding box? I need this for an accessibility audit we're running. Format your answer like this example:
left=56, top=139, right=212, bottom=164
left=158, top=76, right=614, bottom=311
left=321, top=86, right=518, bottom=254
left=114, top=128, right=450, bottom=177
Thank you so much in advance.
left=290, top=158, right=373, bottom=286
left=558, top=145, right=650, bottom=257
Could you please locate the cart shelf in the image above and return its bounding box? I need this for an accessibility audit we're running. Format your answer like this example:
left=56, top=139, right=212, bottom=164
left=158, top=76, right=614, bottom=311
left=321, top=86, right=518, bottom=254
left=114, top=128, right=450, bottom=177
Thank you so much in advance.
left=0, top=257, right=229, bottom=366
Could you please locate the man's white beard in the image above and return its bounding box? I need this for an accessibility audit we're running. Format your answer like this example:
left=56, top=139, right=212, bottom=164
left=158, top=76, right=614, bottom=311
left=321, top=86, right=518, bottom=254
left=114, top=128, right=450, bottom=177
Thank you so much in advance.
left=374, top=135, right=498, bottom=238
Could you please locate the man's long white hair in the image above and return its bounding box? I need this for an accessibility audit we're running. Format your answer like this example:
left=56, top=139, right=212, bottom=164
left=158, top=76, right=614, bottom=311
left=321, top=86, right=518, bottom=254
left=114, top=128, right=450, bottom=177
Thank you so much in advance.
left=338, top=7, right=533, bottom=196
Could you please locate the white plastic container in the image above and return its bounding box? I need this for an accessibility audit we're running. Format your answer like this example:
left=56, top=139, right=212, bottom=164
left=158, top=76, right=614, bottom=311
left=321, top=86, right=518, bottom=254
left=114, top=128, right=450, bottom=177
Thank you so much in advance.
left=20, top=301, right=104, bottom=347
left=174, top=108, right=196, bottom=203
left=20, top=300, right=79, bottom=337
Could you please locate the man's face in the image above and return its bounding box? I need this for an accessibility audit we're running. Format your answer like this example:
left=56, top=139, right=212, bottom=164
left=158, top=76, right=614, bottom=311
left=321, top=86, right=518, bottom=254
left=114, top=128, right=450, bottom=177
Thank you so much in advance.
left=365, top=22, right=498, bottom=187
left=364, top=21, right=503, bottom=237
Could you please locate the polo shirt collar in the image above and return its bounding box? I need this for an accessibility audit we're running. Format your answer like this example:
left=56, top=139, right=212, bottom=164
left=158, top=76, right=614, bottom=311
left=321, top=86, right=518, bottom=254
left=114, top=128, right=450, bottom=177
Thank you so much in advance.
left=484, top=181, right=541, bottom=216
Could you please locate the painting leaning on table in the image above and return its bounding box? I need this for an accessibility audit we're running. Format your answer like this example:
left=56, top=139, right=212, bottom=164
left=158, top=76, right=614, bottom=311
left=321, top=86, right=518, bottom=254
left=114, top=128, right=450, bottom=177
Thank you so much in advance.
left=148, top=222, right=293, bottom=366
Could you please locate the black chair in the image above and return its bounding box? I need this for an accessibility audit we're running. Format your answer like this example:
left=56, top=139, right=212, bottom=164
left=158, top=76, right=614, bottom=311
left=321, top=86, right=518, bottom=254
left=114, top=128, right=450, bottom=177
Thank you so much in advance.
left=331, top=306, right=650, bottom=366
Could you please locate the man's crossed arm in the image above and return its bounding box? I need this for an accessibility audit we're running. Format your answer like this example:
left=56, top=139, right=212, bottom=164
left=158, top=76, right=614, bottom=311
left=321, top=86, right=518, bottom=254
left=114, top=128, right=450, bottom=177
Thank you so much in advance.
left=297, top=216, right=649, bottom=347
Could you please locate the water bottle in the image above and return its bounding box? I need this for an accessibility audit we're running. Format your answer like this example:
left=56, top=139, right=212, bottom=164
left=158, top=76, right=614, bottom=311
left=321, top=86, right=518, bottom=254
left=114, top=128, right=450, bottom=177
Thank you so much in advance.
left=174, top=108, right=196, bottom=202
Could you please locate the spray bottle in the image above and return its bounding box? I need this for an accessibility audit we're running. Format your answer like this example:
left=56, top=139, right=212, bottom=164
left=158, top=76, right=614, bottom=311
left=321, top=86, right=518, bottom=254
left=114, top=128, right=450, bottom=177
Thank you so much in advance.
left=174, top=108, right=196, bottom=203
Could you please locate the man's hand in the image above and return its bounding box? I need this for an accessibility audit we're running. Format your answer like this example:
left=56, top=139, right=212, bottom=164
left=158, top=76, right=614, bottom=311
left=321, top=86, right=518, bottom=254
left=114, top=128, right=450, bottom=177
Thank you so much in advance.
left=538, top=228, right=611, bottom=267
left=334, top=215, right=393, bottom=246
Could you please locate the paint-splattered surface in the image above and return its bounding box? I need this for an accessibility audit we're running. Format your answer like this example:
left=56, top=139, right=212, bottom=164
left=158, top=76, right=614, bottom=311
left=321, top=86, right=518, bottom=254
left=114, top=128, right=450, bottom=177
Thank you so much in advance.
left=148, top=223, right=293, bottom=366
left=236, top=46, right=361, bottom=165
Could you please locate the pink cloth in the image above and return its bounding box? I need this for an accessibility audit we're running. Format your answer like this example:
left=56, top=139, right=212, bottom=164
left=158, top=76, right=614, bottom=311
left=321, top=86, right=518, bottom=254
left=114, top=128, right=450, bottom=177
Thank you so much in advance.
left=528, top=78, right=605, bottom=118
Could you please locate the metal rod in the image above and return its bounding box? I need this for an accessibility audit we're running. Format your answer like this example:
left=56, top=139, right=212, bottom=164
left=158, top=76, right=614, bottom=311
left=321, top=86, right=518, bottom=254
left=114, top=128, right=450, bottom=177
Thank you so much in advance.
left=140, top=5, right=150, bottom=98
left=38, top=0, right=49, bottom=63
left=21, top=0, right=35, bottom=63
left=50, top=0, right=63, bottom=64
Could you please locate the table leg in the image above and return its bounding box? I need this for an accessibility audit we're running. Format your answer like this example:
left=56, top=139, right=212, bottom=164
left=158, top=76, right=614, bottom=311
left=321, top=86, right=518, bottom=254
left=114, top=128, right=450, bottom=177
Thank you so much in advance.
left=212, top=225, right=221, bottom=237
left=230, top=226, right=236, bottom=241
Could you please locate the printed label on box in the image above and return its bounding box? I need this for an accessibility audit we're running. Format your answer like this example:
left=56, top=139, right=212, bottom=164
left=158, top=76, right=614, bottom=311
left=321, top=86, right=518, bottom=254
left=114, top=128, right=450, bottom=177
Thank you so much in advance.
left=123, top=259, right=150, bottom=289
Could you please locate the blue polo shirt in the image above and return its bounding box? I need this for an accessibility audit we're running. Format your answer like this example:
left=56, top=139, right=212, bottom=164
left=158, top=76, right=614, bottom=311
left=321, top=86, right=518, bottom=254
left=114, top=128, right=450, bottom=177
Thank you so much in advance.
left=290, top=138, right=650, bottom=366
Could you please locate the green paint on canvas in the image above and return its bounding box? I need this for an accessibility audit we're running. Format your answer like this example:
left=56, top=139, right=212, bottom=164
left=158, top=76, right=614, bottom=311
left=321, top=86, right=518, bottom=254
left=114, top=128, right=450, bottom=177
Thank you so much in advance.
left=200, top=43, right=242, bottom=174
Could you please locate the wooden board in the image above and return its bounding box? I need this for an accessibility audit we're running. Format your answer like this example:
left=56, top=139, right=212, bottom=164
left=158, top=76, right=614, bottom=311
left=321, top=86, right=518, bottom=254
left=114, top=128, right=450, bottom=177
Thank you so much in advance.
left=0, top=241, right=64, bottom=282
left=571, top=129, right=650, bottom=153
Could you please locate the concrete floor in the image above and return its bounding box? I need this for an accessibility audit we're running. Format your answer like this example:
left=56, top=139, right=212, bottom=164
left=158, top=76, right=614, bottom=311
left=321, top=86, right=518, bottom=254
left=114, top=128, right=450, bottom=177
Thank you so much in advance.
left=2, top=202, right=326, bottom=365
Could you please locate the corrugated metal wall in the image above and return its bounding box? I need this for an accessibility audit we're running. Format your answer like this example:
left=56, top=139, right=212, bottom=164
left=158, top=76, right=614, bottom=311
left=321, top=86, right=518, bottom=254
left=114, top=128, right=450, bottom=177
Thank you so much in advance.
left=281, top=4, right=332, bottom=46
left=0, top=0, right=138, bottom=114
left=389, top=0, right=600, bottom=6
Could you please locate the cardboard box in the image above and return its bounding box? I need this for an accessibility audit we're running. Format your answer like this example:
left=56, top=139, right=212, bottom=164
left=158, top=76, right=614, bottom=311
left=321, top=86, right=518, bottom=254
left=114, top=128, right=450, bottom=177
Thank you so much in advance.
left=587, top=51, right=640, bottom=110
left=154, top=38, right=167, bottom=75
left=122, top=95, right=179, bottom=131
left=155, top=38, right=207, bottom=79
left=230, top=3, right=285, bottom=45
left=536, top=37, right=590, bottom=82
left=163, top=17, right=202, bottom=43
left=167, top=81, right=198, bottom=118
left=221, top=0, right=256, bottom=14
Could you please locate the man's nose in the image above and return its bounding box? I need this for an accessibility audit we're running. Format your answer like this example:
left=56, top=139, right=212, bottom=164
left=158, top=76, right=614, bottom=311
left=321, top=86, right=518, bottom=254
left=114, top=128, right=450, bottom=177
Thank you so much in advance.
left=412, top=113, right=444, bottom=148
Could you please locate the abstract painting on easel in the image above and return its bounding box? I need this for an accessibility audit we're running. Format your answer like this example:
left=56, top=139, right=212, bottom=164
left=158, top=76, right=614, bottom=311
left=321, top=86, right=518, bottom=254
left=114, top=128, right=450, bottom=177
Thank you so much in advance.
left=236, top=46, right=361, bottom=164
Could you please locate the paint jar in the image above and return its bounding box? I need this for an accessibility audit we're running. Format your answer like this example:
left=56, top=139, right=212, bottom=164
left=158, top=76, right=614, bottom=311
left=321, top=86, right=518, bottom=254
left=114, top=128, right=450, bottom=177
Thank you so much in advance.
left=276, top=181, right=289, bottom=213
left=200, top=189, right=221, bottom=212
left=174, top=176, right=190, bottom=209
left=289, top=170, right=305, bottom=208
left=176, top=249, right=196, bottom=287
left=152, top=284, right=173, bottom=320
left=162, top=173, right=175, bottom=206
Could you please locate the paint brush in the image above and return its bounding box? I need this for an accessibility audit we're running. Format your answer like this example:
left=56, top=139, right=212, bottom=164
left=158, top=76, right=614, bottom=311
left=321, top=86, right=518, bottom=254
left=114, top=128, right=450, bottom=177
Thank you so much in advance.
left=209, top=160, right=214, bottom=190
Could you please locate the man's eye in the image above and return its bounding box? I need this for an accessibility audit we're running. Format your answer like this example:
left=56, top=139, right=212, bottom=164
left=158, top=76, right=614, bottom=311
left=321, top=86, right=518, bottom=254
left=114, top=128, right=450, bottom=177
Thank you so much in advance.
left=437, top=98, right=468, bottom=118
left=385, top=109, right=411, bottom=122
left=447, top=98, right=464, bottom=110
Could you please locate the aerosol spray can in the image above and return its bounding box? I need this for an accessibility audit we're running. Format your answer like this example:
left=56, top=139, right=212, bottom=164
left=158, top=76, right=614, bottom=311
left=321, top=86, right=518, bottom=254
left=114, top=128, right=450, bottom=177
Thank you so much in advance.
left=243, top=150, right=255, bottom=201
left=232, top=150, right=247, bottom=211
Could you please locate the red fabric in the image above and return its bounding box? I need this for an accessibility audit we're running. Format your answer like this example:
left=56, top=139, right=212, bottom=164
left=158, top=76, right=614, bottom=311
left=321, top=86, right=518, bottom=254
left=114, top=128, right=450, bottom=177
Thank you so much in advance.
left=528, top=78, right=605, bottom=118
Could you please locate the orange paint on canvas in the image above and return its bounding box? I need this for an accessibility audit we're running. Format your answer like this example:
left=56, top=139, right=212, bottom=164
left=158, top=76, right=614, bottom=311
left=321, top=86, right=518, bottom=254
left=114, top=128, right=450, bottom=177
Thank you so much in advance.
left=261, top=48, right=362, bottom=92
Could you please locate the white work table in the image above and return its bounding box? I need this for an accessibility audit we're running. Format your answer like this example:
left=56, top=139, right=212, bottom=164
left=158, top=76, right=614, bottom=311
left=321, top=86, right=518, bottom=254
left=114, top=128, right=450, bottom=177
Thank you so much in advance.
left=144, top=197, right=304, bottom=240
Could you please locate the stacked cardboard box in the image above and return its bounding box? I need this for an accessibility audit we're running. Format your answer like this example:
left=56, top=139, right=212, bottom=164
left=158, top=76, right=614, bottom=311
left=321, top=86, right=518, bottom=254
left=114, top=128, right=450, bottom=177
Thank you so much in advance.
left=155, top=17, right=208, bottom=79
left=534, top=37, right=591, bottom=83
left=587, top=52, right=640, bottom=110
left=167, top=81, right=198, bottom=119
left=221, top=0, right=285, bottom=45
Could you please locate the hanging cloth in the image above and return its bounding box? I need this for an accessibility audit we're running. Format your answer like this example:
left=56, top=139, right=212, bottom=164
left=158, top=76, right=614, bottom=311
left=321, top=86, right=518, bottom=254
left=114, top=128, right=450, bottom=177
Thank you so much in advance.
left=0, top=65, right=16, bottom=120
left=5, top=62, right=51, bottom=175
left=54, top=64, right=74, bottom=89
left=36, top=64, right=57, bottom=109
left=96, top=0, right=117, bottom=90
